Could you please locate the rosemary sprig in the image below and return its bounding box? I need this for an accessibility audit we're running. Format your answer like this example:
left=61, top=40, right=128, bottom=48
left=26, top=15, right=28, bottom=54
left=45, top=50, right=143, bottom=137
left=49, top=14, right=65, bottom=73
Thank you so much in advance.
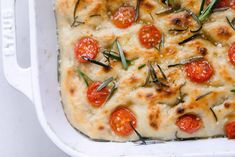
left=199, top=0, right=206, bottom=16
left=190, top=25, right=202, bottom=33
left=145, top=62, right=168, bottom=87
left=76, top=68, right=93, bottom=87
left=178, top=33, right=201, bottom=45
left=102, top=51, right=132, bottom=64
left=135, top=0, right=141, bottom=21
left=226, top=17, right=235, bottom=31
left=168, top=56, right=204, bottom=68
left=169, top=27, right=188, bottom=32
left=116, top=39, right=128, bottom=70
left=106, top=82, right=118, bottom=101
left=89, top=14, right=101, bottom=18
left=175, top=83, right=186, bottom=105
left=130, top=122, right=146, bottom=145
left=155, top=34, right=165, bottom=52
left=199, top=0, right=219, bottom=22
left=82, top=57, right=111, bottom=69
left=213, top=7, right=229, bottom=12
left=195, top=91, right=212, bottom=101
left=138, top=64, right=146, bottom=70
left=97, top=77, right=114, bottom=91
left=231, top=89, right=235, bottom=93
left=210, top=107, right=218, bottom=121
left=155, top=8, right=173, bottom=15
left=71, top=0, right=84, bottom=27
left=157, top=64, right=167, bottom=80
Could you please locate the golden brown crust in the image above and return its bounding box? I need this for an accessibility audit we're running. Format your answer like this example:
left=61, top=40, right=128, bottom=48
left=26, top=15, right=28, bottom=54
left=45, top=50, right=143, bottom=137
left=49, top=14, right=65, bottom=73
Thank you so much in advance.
left=56, top=0, right=235, bottom=141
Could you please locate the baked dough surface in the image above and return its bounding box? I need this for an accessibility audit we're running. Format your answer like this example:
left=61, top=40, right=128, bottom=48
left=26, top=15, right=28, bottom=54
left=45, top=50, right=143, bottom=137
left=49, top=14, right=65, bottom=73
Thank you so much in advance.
left=56, top=0, right=235, bottom=141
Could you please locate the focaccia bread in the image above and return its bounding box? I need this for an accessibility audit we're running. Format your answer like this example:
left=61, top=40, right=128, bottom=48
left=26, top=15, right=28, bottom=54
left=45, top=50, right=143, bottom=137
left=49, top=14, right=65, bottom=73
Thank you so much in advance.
left=56, top=0, right=235, bottom=142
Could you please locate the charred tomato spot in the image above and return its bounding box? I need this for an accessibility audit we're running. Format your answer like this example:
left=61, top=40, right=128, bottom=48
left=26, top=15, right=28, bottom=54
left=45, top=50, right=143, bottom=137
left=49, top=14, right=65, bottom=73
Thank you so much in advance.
left=224, top=103, right=230, bottom=109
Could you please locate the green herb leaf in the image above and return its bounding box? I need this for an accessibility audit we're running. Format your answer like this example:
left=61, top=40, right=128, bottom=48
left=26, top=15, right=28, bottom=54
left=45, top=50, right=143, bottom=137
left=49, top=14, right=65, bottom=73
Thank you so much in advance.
left=102, top=51, right=132, bottom=64
left=97, top=77, right=114, bottom=91
left=178, top=33, right=201, bottom=45
left=231, top=89, right=235, bottom=93
left=195, top=91, right=212, bottom=101
left=138, top=64, right=146, bottom=70
left=82, top=57, right=111, bottom=69
left=135, top=0, right=141, bottom=21
left=199, top=0, right=219, bottom=22
left=71, top=0, right=84, bottom=27
left=199, top=0, right=206, bottom=15
left=76, top=68, right=93, bottom=87
left=210, top=107, right=218, bottom=121
left=155, top=8, right=174, bottom=15
left=116, top=39, right=128, bottom=70
left=106, top=82, right=117, bottom=101
left=168, top=56, right=204, bottom=67
left=157, top=64, right=167, bottom=80
left=213, top=7, right=229, bottom=12
left=226, top=17, right=235, bottom=31
left=169, top=27, right=188, bottom=32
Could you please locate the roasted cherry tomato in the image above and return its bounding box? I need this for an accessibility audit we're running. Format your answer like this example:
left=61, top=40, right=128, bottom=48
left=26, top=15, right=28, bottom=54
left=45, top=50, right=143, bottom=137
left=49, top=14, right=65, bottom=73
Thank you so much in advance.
left=231, top=0, right=235, bottom=9
left=225, top=121, right=235, bottom=139
left=206, top=0, right=234, bottom=9
left=109, top=107, right=137, bottom=136
left=184, top=60, right=213, bottom=83
left=112, top=6, right=136, bottom=29
left=228, top=43, right=235, bottom=66
left=139, top=25, right=162, bottom=49
left=176, top=114, right=202, bottom=134
left=74, top=37, right=99, bottom=63
left=87, top=82, right=109, bottom=108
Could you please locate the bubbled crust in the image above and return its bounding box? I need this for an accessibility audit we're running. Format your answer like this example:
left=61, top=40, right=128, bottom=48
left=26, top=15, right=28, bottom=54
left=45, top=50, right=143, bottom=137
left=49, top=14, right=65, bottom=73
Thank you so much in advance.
left=56, top=0, right=235, bottom=141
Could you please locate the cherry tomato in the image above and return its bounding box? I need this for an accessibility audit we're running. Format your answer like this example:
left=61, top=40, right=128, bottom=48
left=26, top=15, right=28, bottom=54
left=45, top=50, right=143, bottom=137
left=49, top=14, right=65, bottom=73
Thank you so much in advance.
left=184, top=60, right=213, bottom=83
left=112, top=6, right=136, bottom=29
left=87, top=82, right=109, bottom=108
left=109, top=107, right=137, bottom=136
left=74, top=37, right=99, bottom=63
left=231, top=0, right=235, bottom=9
left=206, top=0, right=233, bottom=8
left=228, top=43, right=235, bottom=66
left=139, top=25, right=162, bottom=49
left=176, top=114, right=202, bottom=134
left=225, top=121, right=235, bottom=139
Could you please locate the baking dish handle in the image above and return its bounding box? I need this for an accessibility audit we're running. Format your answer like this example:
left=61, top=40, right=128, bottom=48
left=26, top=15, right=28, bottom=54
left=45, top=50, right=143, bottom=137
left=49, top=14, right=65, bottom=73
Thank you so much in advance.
left=1, top=0, right=33, bottom=101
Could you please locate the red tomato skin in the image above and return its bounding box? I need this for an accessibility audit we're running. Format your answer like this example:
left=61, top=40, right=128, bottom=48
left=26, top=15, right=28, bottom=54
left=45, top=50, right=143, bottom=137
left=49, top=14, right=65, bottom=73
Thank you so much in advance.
left=231, top=0, right=235, bottom=9
left=87, top=82, right=109, bottom=108
left=228, top=43, right=235, bottom=66
left=176, top=114, right=202, bottom=134
left=112, top=6, right=136, bottom=29
left=139, top=25, right=162, bottom=49
left=109, top=107, right=137, bottom=136
left=206, top=0, right=230, bottom=8
left=185, top=60, right=214, bottom=83
left=225, top=121, right=235, bottom=139
left=74, top=37, right=99, bottom=63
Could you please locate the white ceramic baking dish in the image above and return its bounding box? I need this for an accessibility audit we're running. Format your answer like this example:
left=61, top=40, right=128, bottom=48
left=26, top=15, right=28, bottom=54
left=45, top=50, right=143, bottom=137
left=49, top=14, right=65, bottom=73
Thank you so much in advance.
left=1, top=0, right=235, bottom=156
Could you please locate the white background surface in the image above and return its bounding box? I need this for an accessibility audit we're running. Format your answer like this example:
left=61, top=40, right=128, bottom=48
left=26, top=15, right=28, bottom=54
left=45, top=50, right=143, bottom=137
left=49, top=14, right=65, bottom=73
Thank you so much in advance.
left=0, top=0, right=68, bottom=156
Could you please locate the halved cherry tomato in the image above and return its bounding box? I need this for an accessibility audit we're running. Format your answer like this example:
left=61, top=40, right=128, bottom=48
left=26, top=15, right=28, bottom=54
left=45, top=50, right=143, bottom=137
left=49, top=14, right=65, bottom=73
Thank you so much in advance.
left=231, top=0, right=235, bottom=9
left=139, top=25, right=162, bottom=49
left=228, top=43, right=235, bottom=66
left=87, top=82, right=109, bottom=108
left=176, top=114, right=202, bottom=134
left=74, top=37, right=99, bottom=63
left=206, top=0, right=234, bottom=9
left=112, top=6, right=136, bottom=29
left=225, top=121, right=235, bottom=139
left=184, top=60, right=213, bottom=83
left=109, top=107, right=137, bottom=136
